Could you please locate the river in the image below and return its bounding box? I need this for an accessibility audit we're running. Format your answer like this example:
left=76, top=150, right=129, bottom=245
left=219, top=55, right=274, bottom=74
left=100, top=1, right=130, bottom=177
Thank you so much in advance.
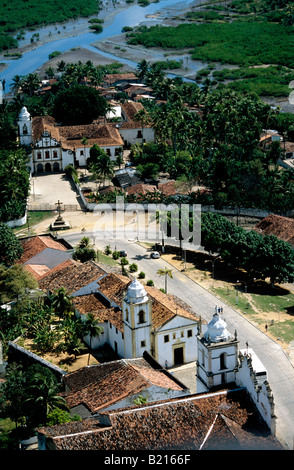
left=0, top=0, right=198, bottom=94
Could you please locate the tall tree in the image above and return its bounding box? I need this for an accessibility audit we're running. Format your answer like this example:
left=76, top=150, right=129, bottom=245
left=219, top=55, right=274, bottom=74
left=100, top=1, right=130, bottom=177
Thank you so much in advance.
left=0, top=223, right=23, bottom=267
left=24, top=369, right=68, bottom=426
left=82, top=312, right=104, bottom=365
left=52, top=84, right=108, bottom=125
left=157, top=267, right=173, bottom=294
left=51, top=287, right=73, bottom=318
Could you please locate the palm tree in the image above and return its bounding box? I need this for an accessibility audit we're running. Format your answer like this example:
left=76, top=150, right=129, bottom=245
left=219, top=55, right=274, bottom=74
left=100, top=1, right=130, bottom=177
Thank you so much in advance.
left=137, top=59, right=149, bottom=80
left=25, top=372, right=69, bottom=426
left=83, top=313, right=104, bottom=365
left=11, top=74, right=23, bottom=93
left=157, top=268, right=173, bottom=294
left=93, top=150, right=114, bottom=188
left=51, top=287, right=73, bottom=318
left=81, top=137, right=88, bottom=167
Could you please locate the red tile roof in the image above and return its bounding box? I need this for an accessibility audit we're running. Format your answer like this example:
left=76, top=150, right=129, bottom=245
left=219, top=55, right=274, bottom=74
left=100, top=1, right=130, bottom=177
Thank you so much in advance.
left=23, top=264, right=51, bottom=280
left=72, top=272, right=200, bottom=331
left=254, top=214, right=294, bottom=246
left=32, top=117, right=124, bottom=151
left=62, top=358, right=185, bottom=414
left=38, top=388, right=282, bottom=450
left=39, top=260, right=106, bottom=293
left=17, top=235, right=68, bottom=265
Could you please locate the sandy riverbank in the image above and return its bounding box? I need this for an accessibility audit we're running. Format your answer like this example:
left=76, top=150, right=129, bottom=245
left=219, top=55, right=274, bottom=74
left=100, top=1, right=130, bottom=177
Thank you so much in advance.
left=37, top=0, right=205, bottom=80
left=0, top=0, right=204, bottom=81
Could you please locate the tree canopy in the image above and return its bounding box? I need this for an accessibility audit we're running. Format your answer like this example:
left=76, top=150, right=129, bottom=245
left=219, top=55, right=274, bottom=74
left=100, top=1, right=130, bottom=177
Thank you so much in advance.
left=52, top=84, right=108, bottom=125
left=0, top=223, right=23, bottom=267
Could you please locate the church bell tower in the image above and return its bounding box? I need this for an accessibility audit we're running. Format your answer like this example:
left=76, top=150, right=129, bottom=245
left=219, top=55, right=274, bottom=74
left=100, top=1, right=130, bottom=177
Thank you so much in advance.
left=197, top=308, right=239, bottom=392
left=18, top=106, right=32, bottom=147
left=122, top=278, right=153, bottom=358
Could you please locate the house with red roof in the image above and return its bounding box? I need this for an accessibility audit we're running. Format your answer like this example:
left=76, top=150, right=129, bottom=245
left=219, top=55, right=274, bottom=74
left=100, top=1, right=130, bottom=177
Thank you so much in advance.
left=18, top=234, right=73, bottom=278
left=37, top=385, right=282, bottom=450
left=61, top=353, right=189, bottom=418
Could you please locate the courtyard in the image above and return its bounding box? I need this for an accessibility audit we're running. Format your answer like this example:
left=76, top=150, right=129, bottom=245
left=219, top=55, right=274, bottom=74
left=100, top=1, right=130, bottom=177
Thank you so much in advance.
left=27, top=173, right=81, bottom=210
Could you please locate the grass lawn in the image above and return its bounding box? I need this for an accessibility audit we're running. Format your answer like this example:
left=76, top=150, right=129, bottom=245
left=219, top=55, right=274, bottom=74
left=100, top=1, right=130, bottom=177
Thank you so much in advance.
left=97, top=251, right=121, bottom=267
left=14, top=211, right=55, bottom=237
left=212, top=284, right=294, bottom=344
left=162, top=249, right=294, bottom=347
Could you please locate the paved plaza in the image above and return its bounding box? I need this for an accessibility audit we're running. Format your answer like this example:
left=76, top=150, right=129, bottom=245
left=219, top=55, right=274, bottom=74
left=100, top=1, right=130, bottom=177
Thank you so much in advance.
left=28, top=173, right=81, bottom=209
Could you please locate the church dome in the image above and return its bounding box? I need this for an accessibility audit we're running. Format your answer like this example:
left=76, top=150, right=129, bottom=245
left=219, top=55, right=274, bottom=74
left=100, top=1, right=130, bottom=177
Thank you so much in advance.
left=19, top=106, right=30, bottom=121
left=204, top=312, right=231, bottom=343
left=125, top=278, right=148, bottom=304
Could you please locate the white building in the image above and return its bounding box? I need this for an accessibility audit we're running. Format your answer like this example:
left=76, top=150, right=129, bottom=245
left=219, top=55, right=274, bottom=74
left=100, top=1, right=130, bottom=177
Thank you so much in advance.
left=197, top=309, right=239, bottom=391
left=73, top=275, right=201, bottom=368
left=17, top=107, right=124, bottom=173
left=197, top=309, right=276, bottom=434
left=118, top=101, right=155, bottom=147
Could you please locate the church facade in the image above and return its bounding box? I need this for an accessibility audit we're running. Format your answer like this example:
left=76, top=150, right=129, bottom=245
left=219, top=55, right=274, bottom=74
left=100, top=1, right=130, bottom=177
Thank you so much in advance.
left=18, top=107, right=124, bottom=174
left=74, top=276, right=201, bottom=369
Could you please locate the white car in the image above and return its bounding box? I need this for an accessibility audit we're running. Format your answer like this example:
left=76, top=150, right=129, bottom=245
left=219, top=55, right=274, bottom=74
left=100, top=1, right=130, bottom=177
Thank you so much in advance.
left=150, top=251, right=160, bottom=259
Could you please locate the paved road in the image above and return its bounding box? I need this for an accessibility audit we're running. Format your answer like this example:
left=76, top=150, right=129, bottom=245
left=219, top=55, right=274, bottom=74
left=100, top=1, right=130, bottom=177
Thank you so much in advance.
left=63, top=231, right=294, bottom=450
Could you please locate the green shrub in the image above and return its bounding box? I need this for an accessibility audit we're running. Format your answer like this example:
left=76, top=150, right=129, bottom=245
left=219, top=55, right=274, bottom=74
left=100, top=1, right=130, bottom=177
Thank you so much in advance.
left=129, top=263, right=138, bottom=272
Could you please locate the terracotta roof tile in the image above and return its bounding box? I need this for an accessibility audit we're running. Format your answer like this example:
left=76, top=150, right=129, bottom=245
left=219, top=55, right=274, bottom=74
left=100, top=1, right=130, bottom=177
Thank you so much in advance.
left=72, top=272, right=200, bottom=330
left=17, top=235, right=68, bottom=264
left=158, top=180, right=177, bottom=197
left=254, top=214, right=294, bottom=246
left=126, top=183, right=157, bottom=197
left=103, top=73, right=138, bottom=85
left=61, top=358, right=186, bottom=415
left=39, top=389, right=282, bottom=450
left=38, top=261, right=106, bottom=293
left=32, top=117, right=123, bottom=151
left=23, top=264, right=51, bottom=280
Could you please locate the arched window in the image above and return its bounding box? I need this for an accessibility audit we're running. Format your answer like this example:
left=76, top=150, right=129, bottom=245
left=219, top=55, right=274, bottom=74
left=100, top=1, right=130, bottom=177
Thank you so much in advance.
left=138, top=310, right=145, bottom=324
left=23, top=124, right=28, bottom=135
left=125, top=308, right=129, bottom=322
left=220, top=352, right=227, bottom=370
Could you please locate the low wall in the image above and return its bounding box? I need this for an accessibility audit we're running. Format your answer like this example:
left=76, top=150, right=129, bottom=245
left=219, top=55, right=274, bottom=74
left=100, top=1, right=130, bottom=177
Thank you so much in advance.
left=8, top=341, right=67, bottom=381
left=5, top=212, right=27, bottom=228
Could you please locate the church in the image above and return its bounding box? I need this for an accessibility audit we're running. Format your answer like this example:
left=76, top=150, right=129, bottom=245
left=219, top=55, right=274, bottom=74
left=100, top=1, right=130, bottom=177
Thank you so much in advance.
left=17, top=107, right=124, bottom=174
left=72, top=274, right=202, bottom=369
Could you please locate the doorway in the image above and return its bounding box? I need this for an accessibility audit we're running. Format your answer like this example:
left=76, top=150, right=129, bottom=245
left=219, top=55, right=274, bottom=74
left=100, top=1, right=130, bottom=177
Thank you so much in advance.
left=174, top=347, right=184, bottom=366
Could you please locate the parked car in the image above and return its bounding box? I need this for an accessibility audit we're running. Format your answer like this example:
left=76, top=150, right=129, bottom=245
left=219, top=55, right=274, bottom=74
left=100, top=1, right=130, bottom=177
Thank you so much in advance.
left=119, top=250, right=127, bottom=257
left=150, top=251, right=160, bottom=259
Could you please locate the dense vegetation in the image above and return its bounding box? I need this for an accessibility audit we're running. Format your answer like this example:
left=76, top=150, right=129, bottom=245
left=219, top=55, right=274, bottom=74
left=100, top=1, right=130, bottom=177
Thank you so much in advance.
left=0, top=0, right=101, bottom=52
left=0, top=60, right=125, bottom=222
left=163, top=211, right=294, bottom=285
left=0, top=149, right=30, bottom=222
left=0, top=362, right=79, bottom=447
left=126, top=0, right=294, bottom=97
left=53, top=84, right=108, bottom=125
left=128, top=21, right=294, bottom=67
left=123, top=60, right=294, bottom=213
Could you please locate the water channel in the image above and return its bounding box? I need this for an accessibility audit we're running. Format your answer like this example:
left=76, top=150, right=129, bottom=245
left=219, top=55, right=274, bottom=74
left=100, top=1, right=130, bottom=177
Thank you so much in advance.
left=0, top=0, right=199, bottom=94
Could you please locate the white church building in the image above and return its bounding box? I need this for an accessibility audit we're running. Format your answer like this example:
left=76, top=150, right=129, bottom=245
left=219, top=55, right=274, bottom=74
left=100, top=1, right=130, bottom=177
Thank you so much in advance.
left=73, top=274, right=202, bottom=369
left=17, top=107, right=124, bottom=174
left=196, top=309, right=276, bottom=434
